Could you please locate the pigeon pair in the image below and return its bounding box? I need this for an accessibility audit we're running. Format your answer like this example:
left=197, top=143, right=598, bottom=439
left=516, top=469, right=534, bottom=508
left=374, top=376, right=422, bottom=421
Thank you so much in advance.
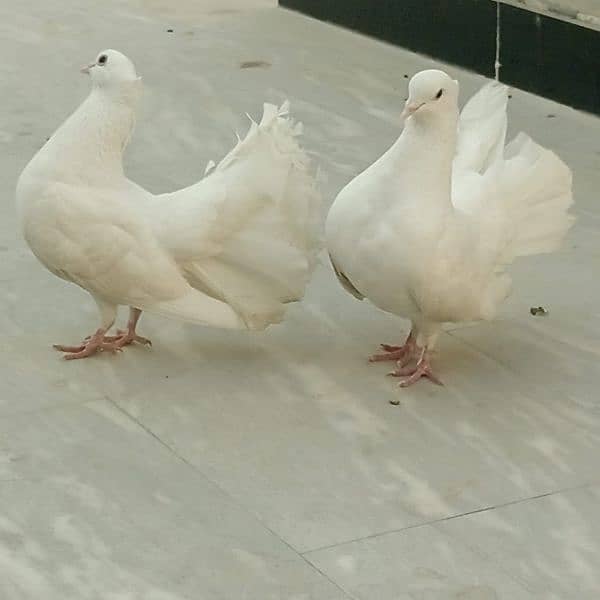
left=16, top=50, right=573, bottom=387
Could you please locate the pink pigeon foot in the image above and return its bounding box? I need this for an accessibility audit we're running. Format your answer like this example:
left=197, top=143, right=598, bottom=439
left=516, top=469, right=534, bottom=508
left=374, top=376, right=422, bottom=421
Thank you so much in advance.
left=387, top=362, right=418, bottom=378
left=89, top=308, right=151, bottom=349
left=81, top=330, right=151, bottom=348
left=389, top=350, right=443, bottom=387
left=369, top=331, right=416, bottom=363
left=108, top=329, right=152, bottom=348
left=53, top=328, right=123, bottom=360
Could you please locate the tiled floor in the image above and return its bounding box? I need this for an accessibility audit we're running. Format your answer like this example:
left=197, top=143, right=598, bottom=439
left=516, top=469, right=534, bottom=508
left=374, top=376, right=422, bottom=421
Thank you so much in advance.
left=1, top=1, right=599, bottom=598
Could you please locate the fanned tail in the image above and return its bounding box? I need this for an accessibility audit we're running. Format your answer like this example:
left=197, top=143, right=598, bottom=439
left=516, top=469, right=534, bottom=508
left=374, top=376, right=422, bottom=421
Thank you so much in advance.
left=453, top=81, right=573, bottom=264
left=154, top=102, right=322, bottom=330
left=451, top=81, right=574, bottom=321
left=494, top=133, right=574, bottom=263
left=470, top=133, right=574, bottom=320
left=215, top=100, right=322, bottom=278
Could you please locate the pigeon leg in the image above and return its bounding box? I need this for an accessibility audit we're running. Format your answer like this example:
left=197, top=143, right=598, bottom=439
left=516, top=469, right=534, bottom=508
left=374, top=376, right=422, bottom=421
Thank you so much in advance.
left=53, top=298, right=121, bottom=359
left=389, top=347, right=443, bottom=387
left=369, top=330, right=416, bottom=363
left=79, top=308, right=150, bottom=348
left=108, top=308, right=152, bottom=348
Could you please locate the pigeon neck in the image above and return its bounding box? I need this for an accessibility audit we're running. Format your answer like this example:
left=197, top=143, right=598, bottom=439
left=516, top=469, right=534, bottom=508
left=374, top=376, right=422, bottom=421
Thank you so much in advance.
left=79, top=85, right=140, bottom=172
left=37, top=83, right=139, bottom=186
left=393, top=109, right=458, bottom=211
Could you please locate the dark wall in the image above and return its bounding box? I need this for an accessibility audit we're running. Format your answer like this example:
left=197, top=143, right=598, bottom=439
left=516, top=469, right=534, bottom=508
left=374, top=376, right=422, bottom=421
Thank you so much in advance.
left=281, top=0, right=600, bottom=115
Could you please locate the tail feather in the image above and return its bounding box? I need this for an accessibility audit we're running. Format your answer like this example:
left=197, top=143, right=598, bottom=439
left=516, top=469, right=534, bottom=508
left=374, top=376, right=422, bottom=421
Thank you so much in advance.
left=495, top=133, right=574, bottom=262
left=139, top=289, right=246, bottom=330
left=452, top=88, right=574, bottom=322
left=455, top=81, right=508, bottom=174
left=152, top=102, right=322, bottom=330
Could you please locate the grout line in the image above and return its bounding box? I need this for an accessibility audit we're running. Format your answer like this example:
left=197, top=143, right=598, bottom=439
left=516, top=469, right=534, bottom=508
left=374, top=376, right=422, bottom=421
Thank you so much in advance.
left=104, top=397, right=354, bottom=599
left=301, top=480, right=599, bottom=556
left=106, top=397, right=193, bottom=467
left=300, top=554, right=360, bottom=600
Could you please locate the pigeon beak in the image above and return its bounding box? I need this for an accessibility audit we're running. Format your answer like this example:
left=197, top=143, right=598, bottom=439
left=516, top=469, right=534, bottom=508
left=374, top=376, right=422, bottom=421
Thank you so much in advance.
left=401, top=102, right=421, bottom=120
left=80, top=63, right=95, bottom=75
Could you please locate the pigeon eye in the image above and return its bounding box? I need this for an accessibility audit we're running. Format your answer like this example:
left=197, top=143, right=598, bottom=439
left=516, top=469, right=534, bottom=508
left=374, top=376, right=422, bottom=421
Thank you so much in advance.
left=98, top=55, right=108, bottom=66
left=435, top=89, right=443, bottom=99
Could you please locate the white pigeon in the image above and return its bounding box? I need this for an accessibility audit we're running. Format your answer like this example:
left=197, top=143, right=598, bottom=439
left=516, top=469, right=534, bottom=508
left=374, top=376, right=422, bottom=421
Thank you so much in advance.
left=326, top=69, right=574, bottom=387
left=16, top=50, right=321, bottom=359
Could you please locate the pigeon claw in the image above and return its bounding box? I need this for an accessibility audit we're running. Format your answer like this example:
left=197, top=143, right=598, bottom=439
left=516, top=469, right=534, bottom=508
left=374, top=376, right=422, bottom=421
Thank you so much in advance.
left=53, top=329, right=123, bottom=360
left=369, top=331, right=416, bottom=363
left=53, top=343, right=86, bottom=353
left=111, top=329, right=152, bottom=348
left=380, top=343, right=404, bottom=352
left=389, top=355, right=443, bottom=388
left=387, top=363, right=417, bottom=378
left=54, top=341, right=122, bottom=360
left=369, top=345, right=411, bottom=363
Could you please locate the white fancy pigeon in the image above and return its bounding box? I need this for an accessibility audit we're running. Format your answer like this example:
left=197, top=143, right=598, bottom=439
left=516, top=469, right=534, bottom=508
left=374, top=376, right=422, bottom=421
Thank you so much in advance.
left=16, top=50, right=321, bottom=359
left=326, top=69, right=574, bottom=387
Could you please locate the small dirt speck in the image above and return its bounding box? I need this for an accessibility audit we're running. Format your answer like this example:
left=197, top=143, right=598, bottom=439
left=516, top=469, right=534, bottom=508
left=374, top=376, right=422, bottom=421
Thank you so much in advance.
left=166, top=28, right=174, bottom=33
left=240, top=60, right=271, bottom=70
left=547, top=114, right=556, bottom=118
left=389, top=398, right=401, bottom=406
left=530, top=306, right=548, bottom=316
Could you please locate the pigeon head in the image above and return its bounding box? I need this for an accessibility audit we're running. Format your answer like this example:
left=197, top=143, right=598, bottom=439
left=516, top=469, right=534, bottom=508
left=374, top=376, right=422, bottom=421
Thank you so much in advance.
left=81, top=50, right=140, bottom=88
left=402, top=70, right=459, bottom=121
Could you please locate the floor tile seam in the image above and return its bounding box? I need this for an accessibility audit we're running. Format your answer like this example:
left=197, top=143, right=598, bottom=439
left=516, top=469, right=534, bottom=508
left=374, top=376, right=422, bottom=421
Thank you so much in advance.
left=301, top=480, right=599, bottom=555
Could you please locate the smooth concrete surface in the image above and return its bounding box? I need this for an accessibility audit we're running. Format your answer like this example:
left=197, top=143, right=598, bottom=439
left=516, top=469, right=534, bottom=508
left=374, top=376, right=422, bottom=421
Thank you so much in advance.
left=1, top=1, right=600, bottom=598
